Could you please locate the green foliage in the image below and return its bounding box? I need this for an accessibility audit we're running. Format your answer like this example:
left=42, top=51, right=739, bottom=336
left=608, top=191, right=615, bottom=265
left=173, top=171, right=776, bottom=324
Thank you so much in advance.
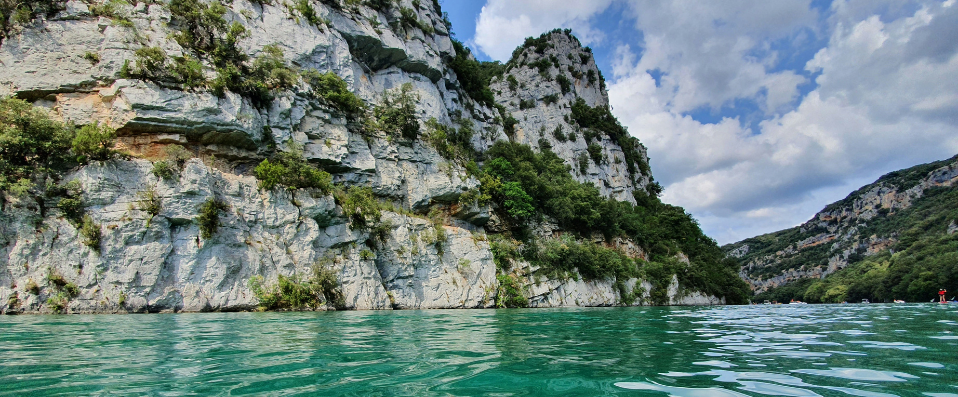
left=25, top=279, right=39, bottom=295
left=423, top=118, right=476, bottom=162
left=254, top=143, right=332, bottom=192
left=291, top=0, right=325, bottom=28
left=47, top=270, right=67, bottom=288
left=449, top=39, right=504, bottom=107
left=249, top=263, right=344, bottom=310
left=302, top=69, right=365, bottom=114
left=80, top=215, right=101, bottom=252
left=151, top=161, right=174, bottom=179
left=372, top=83, right=420, bottom=140
left=7, top=291, right=20, bottom=310
left=542, top=94, right=559, bottom=106
left=531, top=236, right=639, bottom=281
left=197, top=198, right=229, bottom=239
left=495, top=274, right=527, bottom=308
left=490, top=236, right=520, bottom=272
left=83, top=52, right=101, bottom=65
left=556, top=74, right=571, bottom=95
left=0, top=98, right=76, bottom=194
left=570, top=98, right=649, bottom=177
left=0, top=0, right=65, bottom=43
left=755, top=186, right=958, bottom=303
left=552, top=125, right=566, bottom=142
left=518, top=99, right=535, bottom=110
left=46, top=292, right=69, bottom=314
left=500, top=181, right=534, bottom=220
left=136, top=188, right=161, bottom=219
left=577, top=153, right=588, bottom=174
left=336, top=186, right=381, bottom=227
left=587, top=143, right=603, bottom=165
left=507, top=75, right=519, bottom=92
left=482, top=141, right=750, bottom=303
left=72, top=123, right=116, bottom=162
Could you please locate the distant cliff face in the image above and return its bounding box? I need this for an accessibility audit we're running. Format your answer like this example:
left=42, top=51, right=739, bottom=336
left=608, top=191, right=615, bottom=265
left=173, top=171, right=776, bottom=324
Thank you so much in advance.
left=0, top=0, right=736, bottom=314
left=727, top=155, right=958, bottom=297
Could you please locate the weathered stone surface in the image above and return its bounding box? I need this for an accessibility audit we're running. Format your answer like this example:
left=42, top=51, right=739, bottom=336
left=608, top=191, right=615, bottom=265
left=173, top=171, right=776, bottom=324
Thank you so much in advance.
left=0, top=0, right=721, bottom=314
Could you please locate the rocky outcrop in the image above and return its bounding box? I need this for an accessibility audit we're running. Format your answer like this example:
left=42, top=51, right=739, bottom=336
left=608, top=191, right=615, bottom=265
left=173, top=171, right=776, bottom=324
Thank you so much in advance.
left=729, top=155, right=958, bottom=293
left=0, top=0, right=719, bottom=314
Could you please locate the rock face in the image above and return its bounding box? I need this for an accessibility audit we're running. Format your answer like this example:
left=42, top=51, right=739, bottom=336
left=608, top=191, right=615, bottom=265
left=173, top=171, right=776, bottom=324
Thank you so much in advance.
left=727, top=155, right=958, bottom=293
left=0, top=0, right=717, bottom=314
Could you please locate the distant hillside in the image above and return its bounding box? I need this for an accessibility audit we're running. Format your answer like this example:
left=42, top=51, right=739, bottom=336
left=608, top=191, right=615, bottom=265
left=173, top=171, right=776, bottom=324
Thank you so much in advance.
left=725, top=154, right=958, bottom=303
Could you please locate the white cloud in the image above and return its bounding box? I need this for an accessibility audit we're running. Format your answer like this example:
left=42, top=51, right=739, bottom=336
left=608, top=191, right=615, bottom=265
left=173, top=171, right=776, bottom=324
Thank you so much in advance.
left=610, top=0, right=958, bottom=244
left=473, top=0, right=612, bottom=61
left=621, top=0, right=818, bottom=114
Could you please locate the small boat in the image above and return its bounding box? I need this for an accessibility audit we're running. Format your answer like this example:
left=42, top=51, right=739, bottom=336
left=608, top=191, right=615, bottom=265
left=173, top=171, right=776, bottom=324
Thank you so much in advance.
left=894, top=300, right=905, bottom=304
left=763, top=300, right=771, bottom=305
left=789, top=300, right=807, bottom=305
left=862, top=299, right=870, bottom=304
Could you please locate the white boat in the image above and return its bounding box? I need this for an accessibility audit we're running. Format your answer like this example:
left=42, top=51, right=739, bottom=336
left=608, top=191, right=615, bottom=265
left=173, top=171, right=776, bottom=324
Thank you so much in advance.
left=862, top=299, right=870, bottom=304
left=893, top=300, right=905, bottom=304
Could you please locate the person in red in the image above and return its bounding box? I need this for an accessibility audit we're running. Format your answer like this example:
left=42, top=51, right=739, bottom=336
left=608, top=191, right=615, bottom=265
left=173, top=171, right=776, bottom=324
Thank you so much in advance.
left=940, top=289, right=947, bottom=303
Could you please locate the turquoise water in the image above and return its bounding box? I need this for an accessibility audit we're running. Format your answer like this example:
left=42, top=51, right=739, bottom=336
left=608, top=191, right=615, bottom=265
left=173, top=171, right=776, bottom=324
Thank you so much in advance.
left=1, top=304, right=956, bottom=396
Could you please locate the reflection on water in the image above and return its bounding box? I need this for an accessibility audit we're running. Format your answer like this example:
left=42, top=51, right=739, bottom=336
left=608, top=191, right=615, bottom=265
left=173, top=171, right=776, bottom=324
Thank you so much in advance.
left=0, top=304, right=955, bottom=396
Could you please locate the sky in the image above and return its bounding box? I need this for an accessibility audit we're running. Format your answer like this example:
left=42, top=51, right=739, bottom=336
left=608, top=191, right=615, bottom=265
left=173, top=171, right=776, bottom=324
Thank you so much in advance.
left=441, top=0, right=958, bottom=245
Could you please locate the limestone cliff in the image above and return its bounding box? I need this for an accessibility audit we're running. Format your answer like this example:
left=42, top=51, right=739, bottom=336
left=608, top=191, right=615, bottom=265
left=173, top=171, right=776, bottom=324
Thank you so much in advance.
left=727, top=155, right=958, bottom=297
left=0, top=0, right=735, bottom=314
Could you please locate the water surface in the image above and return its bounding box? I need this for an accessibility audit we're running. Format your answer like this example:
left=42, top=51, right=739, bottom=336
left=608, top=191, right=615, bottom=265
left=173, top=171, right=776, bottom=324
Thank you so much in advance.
left=1, top=304, right=956, bottom=396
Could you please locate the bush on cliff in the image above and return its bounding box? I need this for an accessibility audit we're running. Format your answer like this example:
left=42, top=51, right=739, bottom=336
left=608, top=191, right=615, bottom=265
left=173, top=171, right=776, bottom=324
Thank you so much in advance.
left=254, top=143, right=332, bottom=192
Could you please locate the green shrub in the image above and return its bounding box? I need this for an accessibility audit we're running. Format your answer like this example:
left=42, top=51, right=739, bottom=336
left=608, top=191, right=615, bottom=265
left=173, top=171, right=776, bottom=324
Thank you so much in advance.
left=291, top=0, right=325, bottom=27
left=152, top=161, right=174, bottom=179
left=80, top=215, right=101, bottom=252
left=518, top=99, right=535, bottom=110
left=302, top=69, right=365, bottom=114
left=0, top=98, right=76, bottom=194
left=495, top=274, right=527, bottom=308
left=72, top=123, right=116, bottom=162
left=359, top=248, right=374, bottom=260
left=587, top=143, right=603, bottom=164
left=552, top=125, right=566, bottom=142
left=556, top=74, right=571, bottom=95
left=570, top=98, right=649, bottom=177
left=372, top=83, right=420, bottom=140
left=83, top=52, right=101, bottom=65
left=25, top=279, right=39, bottom=295
left=1, top=0, right=65, bottom=42
left=165, top=144, right=192, bottom=166
left=507, top=75, right=519, bottom=92
left=248, top=263, right=344, bottom=310
left=336, top=186, right=381, bottom=228
left=46, top=292, right=69, bottom=314
left=577, top=153, right=589, bottom=174
left=254, top=143, right=332, bottom=192
left=47, top=270, right=68, bottom=288
left=137, top=188, right=161, bottom=219
left=448, top=39, right=503, bottom=107
left=56, top=180, right=85, bottom=224
left=197, top=198, right=229, bottom=239
left=7, top=291, right=21, bottom=310
left=542, top=94, right=559, bottom=106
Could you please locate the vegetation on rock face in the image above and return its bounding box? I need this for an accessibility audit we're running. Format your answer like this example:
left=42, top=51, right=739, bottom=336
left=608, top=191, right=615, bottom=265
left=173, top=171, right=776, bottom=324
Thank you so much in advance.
left=479, top=141, right=750, bottom=304
left=750, top=176, right=958, bottom=304
left=249, top=263, right=344, bottom=310
left=372, top=83, right=420, bottom=140
left=732, top=155, right=958, bottom=303
left=197, top=198, right=229, bottom=239
left=448, top=39, right=504, bottom=107
left=302, top=69, right=365, bottom=115
left=0, top=0, right=64, bottom=44
left=254, top=143, right=332, bottom=192
left=570, top=98, right=649, bottom=178
left=495, top=274, right=527, bottom=308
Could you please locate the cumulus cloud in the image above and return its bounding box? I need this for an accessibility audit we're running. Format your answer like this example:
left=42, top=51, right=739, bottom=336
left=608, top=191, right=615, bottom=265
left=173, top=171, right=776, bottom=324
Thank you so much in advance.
left=473, top=0, right=612, bottom=61
left=470, top=0, right=958, bottom=244
left=610, top=0, right=958, bottom=243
